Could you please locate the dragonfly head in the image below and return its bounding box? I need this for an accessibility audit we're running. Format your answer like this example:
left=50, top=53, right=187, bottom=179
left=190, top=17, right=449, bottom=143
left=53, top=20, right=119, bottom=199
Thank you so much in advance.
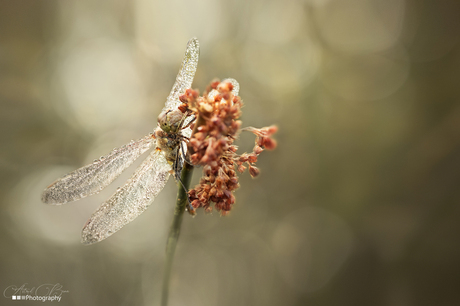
left=158, top=108, right=183, bottom=133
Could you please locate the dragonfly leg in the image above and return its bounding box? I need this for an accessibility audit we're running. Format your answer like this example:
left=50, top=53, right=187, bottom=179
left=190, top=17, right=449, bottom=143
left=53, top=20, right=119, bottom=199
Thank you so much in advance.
left=173, top=145, right=196, bottom=216
left=180, top=141, right=193, bottom=166
left=181, top=116, right=196, bottom=130
left=175, top=174, right=196, bottom=216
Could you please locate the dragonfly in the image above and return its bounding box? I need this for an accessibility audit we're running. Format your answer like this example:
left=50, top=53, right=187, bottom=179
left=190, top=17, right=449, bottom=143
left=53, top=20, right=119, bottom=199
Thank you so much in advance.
left=42, top=38, right=239, bottom=245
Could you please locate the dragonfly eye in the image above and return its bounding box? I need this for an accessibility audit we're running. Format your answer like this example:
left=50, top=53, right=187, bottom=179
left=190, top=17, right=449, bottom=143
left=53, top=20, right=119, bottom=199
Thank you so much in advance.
left=159, top=109, right=184, bottom=133
left=158, top=111, right=172, bottom=133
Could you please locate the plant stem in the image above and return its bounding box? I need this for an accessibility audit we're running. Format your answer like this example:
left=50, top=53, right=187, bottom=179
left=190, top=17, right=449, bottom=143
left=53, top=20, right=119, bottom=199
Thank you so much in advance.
left=161, top=162, right=194, bottom=306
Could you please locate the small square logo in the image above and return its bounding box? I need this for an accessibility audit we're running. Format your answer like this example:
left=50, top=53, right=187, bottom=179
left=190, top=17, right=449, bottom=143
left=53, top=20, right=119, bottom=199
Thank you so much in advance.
left=12, top=296, right=16, bottom=300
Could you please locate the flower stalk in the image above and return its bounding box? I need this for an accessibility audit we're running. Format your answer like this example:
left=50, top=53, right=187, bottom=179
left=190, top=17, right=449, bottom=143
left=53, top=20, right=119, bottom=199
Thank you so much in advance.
left=161, top=79, right=277, bottom=305
left=161, top=161, right=194, bottom=306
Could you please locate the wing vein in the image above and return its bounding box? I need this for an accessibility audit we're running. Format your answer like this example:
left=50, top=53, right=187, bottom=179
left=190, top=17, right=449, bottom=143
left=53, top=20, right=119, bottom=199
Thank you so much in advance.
left=81, top=150, right=171, bottom=244
left=42, top=135, right=155, bottom=204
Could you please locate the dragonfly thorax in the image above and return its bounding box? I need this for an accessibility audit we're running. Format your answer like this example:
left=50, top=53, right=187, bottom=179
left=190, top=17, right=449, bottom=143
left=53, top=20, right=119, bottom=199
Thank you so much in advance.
left=154, top=126, right=180, bottom=164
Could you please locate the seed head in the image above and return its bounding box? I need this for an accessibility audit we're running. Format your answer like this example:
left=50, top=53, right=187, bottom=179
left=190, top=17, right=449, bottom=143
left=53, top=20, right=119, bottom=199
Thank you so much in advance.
left=179, top=80, right=277, bottom=215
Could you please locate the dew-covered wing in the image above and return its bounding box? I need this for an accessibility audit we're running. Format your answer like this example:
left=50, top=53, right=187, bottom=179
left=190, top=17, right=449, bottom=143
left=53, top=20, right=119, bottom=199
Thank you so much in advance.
left=223, top=78, right=239, bottom=96
left=81, top=149, right=171, bottom=244
left=42, top=134, right=155, bottom=205
left=208, top=78, right=240, bottom=103
left=163, top=37, right=200, bottom=113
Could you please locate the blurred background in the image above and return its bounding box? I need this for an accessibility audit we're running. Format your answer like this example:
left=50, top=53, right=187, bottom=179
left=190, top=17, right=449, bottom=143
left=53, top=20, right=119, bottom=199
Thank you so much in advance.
left=1, top=0, right=460, bottom=305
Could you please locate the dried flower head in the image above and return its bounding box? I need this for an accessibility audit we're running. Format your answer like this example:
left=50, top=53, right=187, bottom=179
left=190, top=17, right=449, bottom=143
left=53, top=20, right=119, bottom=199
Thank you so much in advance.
left=180, top=80, right=277, bottom=215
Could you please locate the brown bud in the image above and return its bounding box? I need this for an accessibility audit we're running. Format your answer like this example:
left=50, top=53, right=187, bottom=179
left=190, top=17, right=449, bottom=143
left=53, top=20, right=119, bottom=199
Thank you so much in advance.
left=199, top=192, right=209, bottom=202
left=233, top=120, right=242, bottom=130
left=229, top=178, right=239, bottom=188
left=192, top=89, right=199, bottom=99
left=254, top=145, right=264, bottom=155
left=191, top=199, right=201, bottom=208
left=223, top=190, right=232, bottom=198
left=239, top=154, right=249, bottom=162
left=203, top=165, right=212, bottom=175
left=248, top=153, right=258, bottom=163
left=217, top=82, right=230, bottom=93
left=267, top=125, right=278, bottom=135
left=215, top=176, right=223, bottom=187
left=210, top=161, right=218, bottom=168
left=211, top=81, right=220, bottom=89
left=233, top=96, right=241, bottom=104
left=264, top=138, right=277, bottom=150
left=209, top=187, right=217, bottom=196
left=256, top=136, right=264, bottom=147
left=249, top=166, right=260, bottom=178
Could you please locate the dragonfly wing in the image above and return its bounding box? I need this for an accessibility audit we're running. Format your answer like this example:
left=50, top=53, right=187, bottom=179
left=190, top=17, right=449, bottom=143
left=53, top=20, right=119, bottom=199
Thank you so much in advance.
left=207, top=78, right=240, bottom=104
left=163, top=37, right=200, bottom=113
left=162, top=38, right=201, bottom=170
left=42, top=134, right=156, bottom=205
left=81, top=149, right=171, bottom=244
left=222, top=78, right=240, bottom=96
